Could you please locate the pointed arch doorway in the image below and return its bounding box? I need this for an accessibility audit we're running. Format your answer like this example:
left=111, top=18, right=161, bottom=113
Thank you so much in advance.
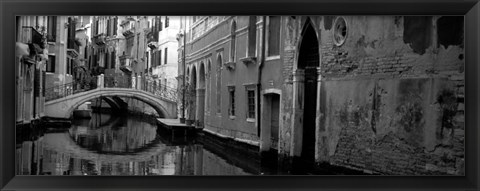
left=293, top=18, right=320, bottom=166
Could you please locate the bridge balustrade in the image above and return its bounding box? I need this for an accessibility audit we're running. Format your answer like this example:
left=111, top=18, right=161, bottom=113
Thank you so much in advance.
left=45, top=79, right=96, bottom=102
left=45, top=75, right=183, bottom=103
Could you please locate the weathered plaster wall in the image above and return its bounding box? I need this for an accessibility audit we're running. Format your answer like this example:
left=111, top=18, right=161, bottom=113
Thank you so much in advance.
left=279, top=16, right=464, bottom=175
left=319, top=16, right=464, bottom=175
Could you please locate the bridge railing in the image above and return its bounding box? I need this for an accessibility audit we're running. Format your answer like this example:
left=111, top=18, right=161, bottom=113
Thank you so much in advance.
left=104, top=76, right=181, bottom=102
left=46, top=75, right=189, bottom=103
left=144, top=82, right=178, bottom=102
left=45, top=79, right=96, bottom=102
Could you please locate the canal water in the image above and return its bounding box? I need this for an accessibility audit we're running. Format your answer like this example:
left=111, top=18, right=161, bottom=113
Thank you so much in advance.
left=16, top=113, right=365, bottom=176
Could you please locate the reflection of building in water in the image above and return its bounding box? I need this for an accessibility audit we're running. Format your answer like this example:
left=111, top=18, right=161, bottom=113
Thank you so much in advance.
left=16, top=135, right=255, bottom=175
left=16, top=114, right=257, bottom=175
left=70, top=113, right=157, bottom=153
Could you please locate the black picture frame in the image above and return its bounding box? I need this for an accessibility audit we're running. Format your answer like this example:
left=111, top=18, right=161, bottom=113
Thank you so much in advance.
left=1, top=0, right=479, bottom=190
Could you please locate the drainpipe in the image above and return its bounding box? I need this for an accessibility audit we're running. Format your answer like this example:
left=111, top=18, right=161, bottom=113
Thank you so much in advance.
left=257, top=16, right=267, bottom=137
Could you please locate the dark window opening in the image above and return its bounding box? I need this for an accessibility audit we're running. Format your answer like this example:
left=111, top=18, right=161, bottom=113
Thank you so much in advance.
left=248, top=16, right=257, bottom=57
left=229, top=87, right=235, bottom=116
left=268, top=16, right=281, bottom=56
left=46, top=55, right=55, bottom=73
left=47, top=16, right=57, bottom=42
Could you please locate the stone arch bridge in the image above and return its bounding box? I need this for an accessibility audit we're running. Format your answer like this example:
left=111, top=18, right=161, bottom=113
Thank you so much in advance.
left=45, top=88, right=177, bottom=119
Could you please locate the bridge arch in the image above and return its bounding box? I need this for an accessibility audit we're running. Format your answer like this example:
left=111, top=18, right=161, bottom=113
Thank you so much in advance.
left=45, top=88, right=177, bottom=119
left=68, top=94, right=168, bottom=118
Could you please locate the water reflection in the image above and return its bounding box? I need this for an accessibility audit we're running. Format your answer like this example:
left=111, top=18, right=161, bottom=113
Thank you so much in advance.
left=16, top=113, right=256, bottom=175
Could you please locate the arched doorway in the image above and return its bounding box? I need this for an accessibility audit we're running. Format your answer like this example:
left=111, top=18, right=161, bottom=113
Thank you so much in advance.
left=297, top=19, right=320, bottom=165
left=197, top=63, right=206, bottom=128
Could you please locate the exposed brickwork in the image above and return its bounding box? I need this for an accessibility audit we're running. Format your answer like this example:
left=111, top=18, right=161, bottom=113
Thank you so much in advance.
left=279, top=16, right=464, bottom=175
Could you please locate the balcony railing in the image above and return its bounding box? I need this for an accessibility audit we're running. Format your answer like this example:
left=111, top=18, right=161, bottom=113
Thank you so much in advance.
left=93, top=33, right=106, bottom=45
left=20, top=26, right=45, bottom=49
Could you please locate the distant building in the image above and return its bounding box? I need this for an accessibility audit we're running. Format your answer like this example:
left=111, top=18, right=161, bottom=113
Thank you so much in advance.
left=90, top=16, right=122, bottom=85
left=145, top=16, right=179, bottom=94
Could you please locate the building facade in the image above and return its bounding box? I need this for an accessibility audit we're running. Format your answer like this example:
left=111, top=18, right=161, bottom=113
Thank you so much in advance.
left=180, top=16, right=263, bottom=143
left=182, top=16, right=465, bottom=175
left=16, top=16, right=49, bottom=125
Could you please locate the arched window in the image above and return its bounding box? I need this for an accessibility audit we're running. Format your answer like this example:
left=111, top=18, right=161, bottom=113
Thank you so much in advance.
left=230, top=20, right=236, bottom=62
left=216, top=55, right=222, bottom=113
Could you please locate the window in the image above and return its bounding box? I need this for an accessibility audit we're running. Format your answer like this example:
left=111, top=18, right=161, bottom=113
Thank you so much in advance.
left=66, top=58, right=72, bottom=75
left=248, top=16, right=257, bottom=57
left=114, top=17, right=118, bottom=35
left=84, top=40, right=88, bottom=59
left=267, top=16, right=281, bottom=57
left=230, top=21, right=236, bottom=62
left=126, top=36, right=134, bottom=55
left=216, top=55, right=222, bottom=114
left=47, top=16, right=56, bottom=42
left=95, top=20, right=99, bottom=35
left=107, top=18, right=111, bottom=36
left=111, top=51, right=116, bottom=69
left=46, top=55, right=55, bottom=72
left=105, top=52, right=109, bottom=69
left=165, top=16, right=169, bottom=28
left=158, top=50, right=162, bottom=66
left=164, top=48, right=168, bottom=65
left=136, top=34, right=140, bottom=59
left=228, top=86, right=235, bottom=117
left=333, top=17, right=347, bottom=46
left=164, top=79, right=167, bottom=90
left=247, top=89, right=256, bottom=120
left=146, top=52, right=149, bottom=68
left=159, top=16, right=163, bottom=31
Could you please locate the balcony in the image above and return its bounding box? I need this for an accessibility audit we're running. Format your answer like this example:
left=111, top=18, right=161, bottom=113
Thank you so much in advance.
left=67, top=39, right=80, bottom=58
left=121, top=20, right=135, bottom=37
left=20, top=26, right=45, bottom=50
left=93, top=33, right=106, bottom=45
left=119, top=55, right=132, bottom=73
left=223, top=61, right=236, bottom=71
left=240, top=56, right=257, bottom=65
